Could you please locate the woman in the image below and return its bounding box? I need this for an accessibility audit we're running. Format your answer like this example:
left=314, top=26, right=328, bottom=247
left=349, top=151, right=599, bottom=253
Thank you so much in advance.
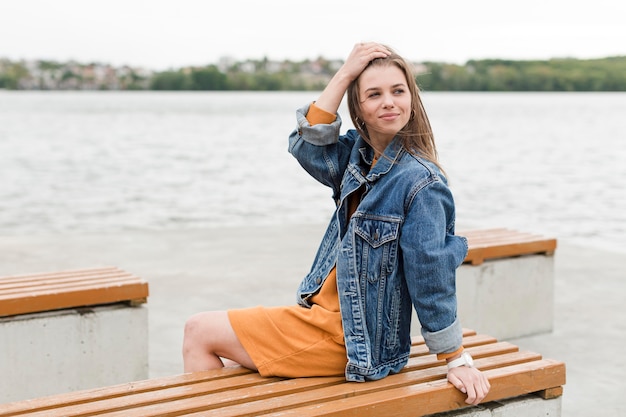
left=183, top=42, right=490, bottom=405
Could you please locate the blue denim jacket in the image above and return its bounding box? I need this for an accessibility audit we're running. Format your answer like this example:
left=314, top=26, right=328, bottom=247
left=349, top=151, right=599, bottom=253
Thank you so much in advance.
left=288, top=103, right=468, bottom=382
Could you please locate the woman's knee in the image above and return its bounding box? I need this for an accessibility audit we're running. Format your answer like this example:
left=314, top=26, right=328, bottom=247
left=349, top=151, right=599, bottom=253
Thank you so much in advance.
left=183, top=310, right=255, bottom=371
left=184, top=311, right=218, bottom=345
left=183, top=311, right=232, bottom=347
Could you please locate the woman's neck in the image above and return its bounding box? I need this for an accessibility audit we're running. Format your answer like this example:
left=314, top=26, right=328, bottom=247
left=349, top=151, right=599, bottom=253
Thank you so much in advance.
left=368, top=132, right=394, bottom=159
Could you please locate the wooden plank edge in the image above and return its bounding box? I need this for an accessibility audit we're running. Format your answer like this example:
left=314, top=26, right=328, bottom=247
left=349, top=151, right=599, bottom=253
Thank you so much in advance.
left=537, top=386, right=563, bottom=399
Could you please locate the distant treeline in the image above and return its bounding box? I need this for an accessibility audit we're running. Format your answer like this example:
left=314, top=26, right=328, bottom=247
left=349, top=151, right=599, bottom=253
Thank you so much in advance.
left=417, top=56, right=626, bottom=91
left=1, top=55, right=625, bottom=91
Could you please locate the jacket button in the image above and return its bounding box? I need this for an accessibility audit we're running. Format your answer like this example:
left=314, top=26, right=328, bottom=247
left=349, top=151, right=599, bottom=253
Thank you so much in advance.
left=316, top=277, right=322, bottom=284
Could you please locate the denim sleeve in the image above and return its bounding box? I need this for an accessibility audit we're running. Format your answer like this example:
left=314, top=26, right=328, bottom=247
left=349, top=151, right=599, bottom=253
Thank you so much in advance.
left=400, top=175, right=468, bottom=354
left=288, top=104, right=353, bottom=199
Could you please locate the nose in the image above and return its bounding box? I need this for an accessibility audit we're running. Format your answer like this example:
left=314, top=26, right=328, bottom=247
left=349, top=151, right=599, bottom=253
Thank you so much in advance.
left=382, top=93, right=394, bottom=108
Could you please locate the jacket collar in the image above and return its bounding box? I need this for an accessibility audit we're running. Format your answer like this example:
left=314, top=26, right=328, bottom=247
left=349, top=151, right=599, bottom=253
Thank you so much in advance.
left=356, top=136, right=404, bottom=181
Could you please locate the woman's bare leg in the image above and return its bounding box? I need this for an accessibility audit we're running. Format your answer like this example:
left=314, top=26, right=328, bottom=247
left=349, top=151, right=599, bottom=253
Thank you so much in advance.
left=182, top=310, right=256, bottom=372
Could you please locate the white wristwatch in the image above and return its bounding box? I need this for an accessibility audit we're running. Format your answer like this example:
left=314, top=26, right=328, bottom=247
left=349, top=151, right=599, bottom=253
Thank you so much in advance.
left=447, top=351, right=474, bottom=370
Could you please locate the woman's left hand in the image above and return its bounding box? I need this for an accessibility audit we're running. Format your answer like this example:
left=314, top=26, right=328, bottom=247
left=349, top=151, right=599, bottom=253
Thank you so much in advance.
left=447, top=366, right=491, bottom=405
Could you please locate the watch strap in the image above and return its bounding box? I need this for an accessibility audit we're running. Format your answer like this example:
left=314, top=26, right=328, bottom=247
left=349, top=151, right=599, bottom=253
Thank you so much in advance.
left=447, top=352, right=473, bottom=370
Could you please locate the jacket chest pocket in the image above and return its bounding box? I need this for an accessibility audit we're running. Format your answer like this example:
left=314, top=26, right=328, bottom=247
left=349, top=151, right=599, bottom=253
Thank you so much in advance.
left=354, top=217, right=400, bottom=283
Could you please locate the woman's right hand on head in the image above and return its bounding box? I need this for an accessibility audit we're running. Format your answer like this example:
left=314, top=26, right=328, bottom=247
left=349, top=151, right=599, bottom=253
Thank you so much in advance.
left=314, top=42, right=391, bottom=116
left=339, top=42, right=391, bottom=82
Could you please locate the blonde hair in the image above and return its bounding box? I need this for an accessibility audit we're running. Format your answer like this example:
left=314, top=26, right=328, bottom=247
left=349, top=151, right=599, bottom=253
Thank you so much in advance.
left=346, top=47, right=443, bottom=174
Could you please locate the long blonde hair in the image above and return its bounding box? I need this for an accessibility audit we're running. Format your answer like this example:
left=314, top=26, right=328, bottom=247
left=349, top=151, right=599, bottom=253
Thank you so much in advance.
left=346, top=47, right=443, bottom=173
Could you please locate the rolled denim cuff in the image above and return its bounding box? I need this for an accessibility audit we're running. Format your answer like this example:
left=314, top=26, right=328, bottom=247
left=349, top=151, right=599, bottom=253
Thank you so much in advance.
left=295, top=104, right=342, bottom=146
left=421, top=317, right=463, bottom=354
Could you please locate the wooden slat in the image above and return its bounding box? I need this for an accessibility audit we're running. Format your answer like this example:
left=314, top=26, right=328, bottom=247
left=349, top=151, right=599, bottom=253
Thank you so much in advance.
left=0, top=331, right=565, bottom=417
left=0, top=367, right=254, bottom=417
left=0, top=267, right=149, bottom=317
left=0, top=271, right=133, bottom=293
left=0, top=266, right=122, bottom=285
left=460, top=228, right=557, bottom=265
left=5, top=374, right=303, bottom=417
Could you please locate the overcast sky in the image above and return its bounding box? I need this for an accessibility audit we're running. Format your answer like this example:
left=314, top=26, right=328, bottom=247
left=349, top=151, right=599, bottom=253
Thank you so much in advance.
left=1, top=0, right=625, bottom=70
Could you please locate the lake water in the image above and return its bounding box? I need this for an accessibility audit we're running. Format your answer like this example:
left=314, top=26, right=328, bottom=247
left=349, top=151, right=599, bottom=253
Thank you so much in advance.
left=1, top=91, right=625, bottom=254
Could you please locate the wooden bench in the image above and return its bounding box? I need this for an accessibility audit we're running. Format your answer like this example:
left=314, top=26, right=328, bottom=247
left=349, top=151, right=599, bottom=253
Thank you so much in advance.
left=0, top=267, right=150, bottom=404
left=0, top=266, right=149, bottom=317
left=0, top=328, right=565, bottom=417
left=461, top=228, right=557, bottom=265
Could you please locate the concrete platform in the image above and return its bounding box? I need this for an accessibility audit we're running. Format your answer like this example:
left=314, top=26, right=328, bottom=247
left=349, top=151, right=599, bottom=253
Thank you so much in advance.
left=0, top=223, right=623, bottom=415
left=0, top=304, right=148, bottom=403
left=456, top=254, right=554, bottom=340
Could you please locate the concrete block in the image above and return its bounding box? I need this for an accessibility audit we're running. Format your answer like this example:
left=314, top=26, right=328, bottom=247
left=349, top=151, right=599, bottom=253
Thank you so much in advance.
left=455, top=254, right=555, bottom=340
left=0, top=303, right=148, bottom=403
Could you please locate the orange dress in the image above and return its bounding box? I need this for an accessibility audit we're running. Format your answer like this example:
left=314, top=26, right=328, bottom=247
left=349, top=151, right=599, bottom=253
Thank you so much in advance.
left=227, top=266, right=346, bottom=377
left=228, top=103, right=353, bottom=378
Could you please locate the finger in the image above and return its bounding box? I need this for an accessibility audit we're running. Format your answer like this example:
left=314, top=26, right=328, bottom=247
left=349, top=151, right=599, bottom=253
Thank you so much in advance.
left=470, top=376, right=490, bottom=405
left=481, top=376, right=491, bottom=397
left=447, top=373, right=466, bottom=394
left=464, top=383, right=478, bottom=405
left=357, top=42, right=390, bottom=56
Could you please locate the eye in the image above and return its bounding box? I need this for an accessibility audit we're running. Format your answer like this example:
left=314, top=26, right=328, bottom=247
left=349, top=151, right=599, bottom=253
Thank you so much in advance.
left=368, top=92, right=380, bottom=98
left=393, top=88, right=406, bottom=95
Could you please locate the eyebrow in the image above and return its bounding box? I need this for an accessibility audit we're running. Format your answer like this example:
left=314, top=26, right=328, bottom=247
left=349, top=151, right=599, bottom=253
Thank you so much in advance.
left=363, top=83, right=407, bottom=93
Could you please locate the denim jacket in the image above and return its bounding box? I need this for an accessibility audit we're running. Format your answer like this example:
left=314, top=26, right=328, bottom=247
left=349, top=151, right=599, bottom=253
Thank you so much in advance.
left=288, top=103, right=468, bottom=382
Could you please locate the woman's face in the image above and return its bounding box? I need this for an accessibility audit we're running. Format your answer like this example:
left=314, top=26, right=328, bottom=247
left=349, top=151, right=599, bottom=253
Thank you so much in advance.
left=358, top=64, right=412, bottom=147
